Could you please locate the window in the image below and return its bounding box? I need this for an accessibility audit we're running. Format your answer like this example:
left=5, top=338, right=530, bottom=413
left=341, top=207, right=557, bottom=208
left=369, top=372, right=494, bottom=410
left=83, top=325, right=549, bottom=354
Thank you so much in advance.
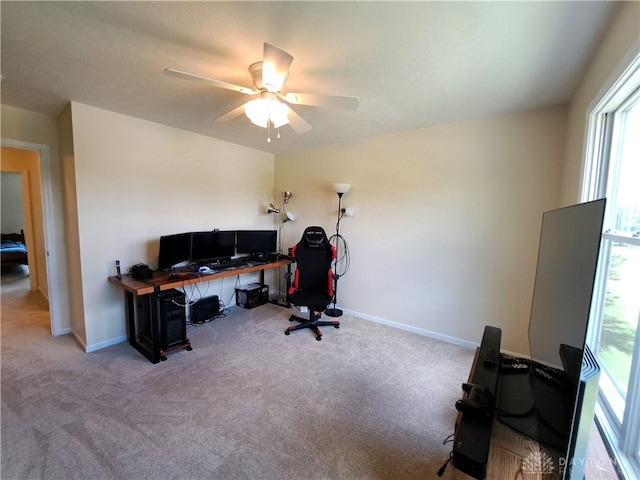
left=583, top=52, right=640, bottom=480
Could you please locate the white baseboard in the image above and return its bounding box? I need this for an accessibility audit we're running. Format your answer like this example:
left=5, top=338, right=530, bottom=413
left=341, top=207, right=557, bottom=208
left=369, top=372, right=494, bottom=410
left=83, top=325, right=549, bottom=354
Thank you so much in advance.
left=84, top=335, right=127, bottom=353
left=341, top=307, right=478, bottom=350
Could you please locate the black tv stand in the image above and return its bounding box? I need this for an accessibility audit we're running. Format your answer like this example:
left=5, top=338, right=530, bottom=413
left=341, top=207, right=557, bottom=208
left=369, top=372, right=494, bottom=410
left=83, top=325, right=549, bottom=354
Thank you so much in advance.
left=452, top=325, right=501, bottom=479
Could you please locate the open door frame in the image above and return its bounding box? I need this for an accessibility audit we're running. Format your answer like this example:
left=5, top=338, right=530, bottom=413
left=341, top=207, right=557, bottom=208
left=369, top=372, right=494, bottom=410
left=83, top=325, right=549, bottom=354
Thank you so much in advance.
left=1, top=139, right=67, bottom=336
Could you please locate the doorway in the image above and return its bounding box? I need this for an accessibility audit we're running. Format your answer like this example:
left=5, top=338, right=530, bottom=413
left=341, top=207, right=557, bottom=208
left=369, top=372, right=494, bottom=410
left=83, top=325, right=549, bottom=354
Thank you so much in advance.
left=0, top=143, right=61, bottom=336
left=1, top=171, right=32, bottom=303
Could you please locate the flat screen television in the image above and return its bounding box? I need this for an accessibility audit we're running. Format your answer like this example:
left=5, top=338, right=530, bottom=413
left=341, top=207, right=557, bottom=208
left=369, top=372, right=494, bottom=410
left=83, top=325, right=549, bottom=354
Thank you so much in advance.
left=190, top=230, right=236, bottom=264
left=158, top=232, right=192, bottom=270
left=236, top=230, right=277, bottom=255
left=497, top=199, right=606, bottom=479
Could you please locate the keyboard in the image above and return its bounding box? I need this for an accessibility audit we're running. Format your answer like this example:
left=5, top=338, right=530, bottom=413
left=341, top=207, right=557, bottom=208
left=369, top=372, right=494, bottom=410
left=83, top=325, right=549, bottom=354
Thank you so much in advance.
left=207, top=258, right=249, bottom=270
left=245, top=260, right=268, bottom=267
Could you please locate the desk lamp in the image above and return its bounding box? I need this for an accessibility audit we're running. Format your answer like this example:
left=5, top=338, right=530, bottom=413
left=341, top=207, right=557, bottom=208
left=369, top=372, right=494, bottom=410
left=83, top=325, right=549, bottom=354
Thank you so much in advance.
left=325, top=183, right=351, bottom=317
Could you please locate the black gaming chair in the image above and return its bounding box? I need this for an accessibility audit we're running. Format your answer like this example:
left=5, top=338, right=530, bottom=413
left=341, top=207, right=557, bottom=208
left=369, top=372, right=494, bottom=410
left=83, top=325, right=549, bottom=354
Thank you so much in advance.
left=285, top=226, right=340, bottom=340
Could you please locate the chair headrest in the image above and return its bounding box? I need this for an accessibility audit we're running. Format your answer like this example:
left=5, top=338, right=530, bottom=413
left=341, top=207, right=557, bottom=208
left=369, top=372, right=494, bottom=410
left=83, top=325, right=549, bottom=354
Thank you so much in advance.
left=302, top=227, right=328, bottom=248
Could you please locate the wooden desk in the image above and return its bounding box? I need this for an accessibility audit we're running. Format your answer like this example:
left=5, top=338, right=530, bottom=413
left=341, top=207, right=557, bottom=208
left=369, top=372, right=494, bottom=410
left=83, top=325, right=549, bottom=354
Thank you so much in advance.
left=109, top=258, right=293, bottom=363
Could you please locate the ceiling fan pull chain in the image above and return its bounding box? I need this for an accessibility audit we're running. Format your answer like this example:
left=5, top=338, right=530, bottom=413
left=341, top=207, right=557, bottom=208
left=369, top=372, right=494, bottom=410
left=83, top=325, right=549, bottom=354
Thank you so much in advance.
left=277, top=127, right=281, bottom=139
left=267, top=122, right=272, bottom=143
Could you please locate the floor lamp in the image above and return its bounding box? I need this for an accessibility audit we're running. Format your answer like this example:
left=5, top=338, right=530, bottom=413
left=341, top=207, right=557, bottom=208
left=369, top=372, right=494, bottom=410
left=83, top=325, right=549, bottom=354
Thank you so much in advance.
left=325, top=183, right=351, bottom=318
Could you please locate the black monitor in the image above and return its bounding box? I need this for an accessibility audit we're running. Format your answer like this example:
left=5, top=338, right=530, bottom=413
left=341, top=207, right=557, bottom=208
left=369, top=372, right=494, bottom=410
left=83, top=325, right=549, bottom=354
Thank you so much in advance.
left=190, top=230, right=236, bottom=264
left=236, top=230, right=277, bottom=255
left=497, top=199, right=606, bottom=478
left=158, top=232, right=192, bottom=270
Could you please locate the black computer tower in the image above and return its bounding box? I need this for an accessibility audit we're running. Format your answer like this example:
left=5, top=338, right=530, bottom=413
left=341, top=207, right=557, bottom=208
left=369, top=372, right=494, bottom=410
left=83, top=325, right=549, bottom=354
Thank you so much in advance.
left=135, top=289, right=186, bottom=350
left=157, top=290, right=187, bottom=349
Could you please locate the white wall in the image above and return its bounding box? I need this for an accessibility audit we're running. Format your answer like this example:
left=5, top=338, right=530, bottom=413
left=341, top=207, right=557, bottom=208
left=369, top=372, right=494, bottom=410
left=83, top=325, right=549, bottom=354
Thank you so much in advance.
left=276, top=106, right=567, bottom=355
left=1, top=172, right=24, bottom=232
left=561, top=1, right=640, bottom=205
left=68, top=103, right=275, bottom=350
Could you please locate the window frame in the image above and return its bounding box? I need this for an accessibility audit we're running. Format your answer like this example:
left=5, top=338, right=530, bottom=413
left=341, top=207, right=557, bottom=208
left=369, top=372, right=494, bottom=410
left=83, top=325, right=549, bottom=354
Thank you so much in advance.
left=581, top=46, right=640, bottom=480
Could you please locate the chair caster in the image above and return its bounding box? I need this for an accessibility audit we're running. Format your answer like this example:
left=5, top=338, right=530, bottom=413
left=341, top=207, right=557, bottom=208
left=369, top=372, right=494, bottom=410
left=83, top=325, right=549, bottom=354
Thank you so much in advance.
left=285, top=330, right=290, bottom=335
left=186, top=346, right=193, bottom=351
left=316, top=335, right=322, bottom=341
left=334, top=325, right=340, bottom=329
left=160, top=356, right=167, bottom=361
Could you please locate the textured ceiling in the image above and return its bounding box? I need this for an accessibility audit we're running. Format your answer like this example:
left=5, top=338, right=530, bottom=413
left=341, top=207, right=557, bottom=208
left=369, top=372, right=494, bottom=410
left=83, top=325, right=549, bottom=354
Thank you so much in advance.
left=0, top=1, right=621, bottom=154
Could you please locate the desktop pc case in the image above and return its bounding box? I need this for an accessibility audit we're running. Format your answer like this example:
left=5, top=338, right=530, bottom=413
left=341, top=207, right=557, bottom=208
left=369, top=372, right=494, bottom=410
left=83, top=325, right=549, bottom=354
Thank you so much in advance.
left=135, top=289, right=187, bottom=350
left=191, top=295, right=220, bottom=323
left=235, top=283, right=269, bottom=309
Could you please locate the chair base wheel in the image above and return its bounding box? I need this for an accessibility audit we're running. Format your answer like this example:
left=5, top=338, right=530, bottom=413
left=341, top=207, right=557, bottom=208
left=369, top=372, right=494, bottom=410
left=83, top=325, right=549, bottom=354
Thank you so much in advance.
left=285, top=310, right=339, bottom=339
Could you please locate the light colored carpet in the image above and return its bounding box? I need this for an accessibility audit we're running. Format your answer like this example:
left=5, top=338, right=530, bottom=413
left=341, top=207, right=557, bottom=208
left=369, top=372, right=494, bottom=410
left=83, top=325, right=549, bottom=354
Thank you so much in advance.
left=1, top=267, right=475, bottom=479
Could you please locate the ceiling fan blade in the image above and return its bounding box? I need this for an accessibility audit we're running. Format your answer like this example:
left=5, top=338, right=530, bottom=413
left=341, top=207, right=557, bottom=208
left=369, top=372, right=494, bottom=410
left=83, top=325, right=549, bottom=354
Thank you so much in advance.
left=285, top=105, right=312, bottom=134
left=164, top=68, right=257, bottom=95
left=284, top=92, right=360, bottom=111
left=214, top=103, right=247, bottom=122
left=262, top=43, right=293, bottom=92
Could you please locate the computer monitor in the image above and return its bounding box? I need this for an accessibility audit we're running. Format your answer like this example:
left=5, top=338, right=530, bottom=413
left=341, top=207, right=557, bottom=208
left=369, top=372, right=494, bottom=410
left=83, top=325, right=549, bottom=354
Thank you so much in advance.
left=190, top=230, right=236, bottom=264
left=497, top=199, right=606, bottom=478
left=158, top=232, right=192, bottom=270
left=236, top=230, right=277, bottom=255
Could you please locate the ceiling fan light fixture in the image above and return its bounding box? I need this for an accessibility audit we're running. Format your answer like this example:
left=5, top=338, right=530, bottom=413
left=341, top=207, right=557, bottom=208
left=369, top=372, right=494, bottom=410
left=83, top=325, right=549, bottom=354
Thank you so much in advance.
left=245, top=98, right=269, bottom=127
left=270, top=100, right=289, bottom=128
left=244, top=96, right=289, bottom=129
left=167, top=43, right=358, bottom=140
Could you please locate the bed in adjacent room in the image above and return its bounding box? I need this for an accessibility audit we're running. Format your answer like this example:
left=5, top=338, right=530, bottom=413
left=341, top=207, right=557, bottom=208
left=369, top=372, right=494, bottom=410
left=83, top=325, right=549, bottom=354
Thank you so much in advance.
left=1, top=230, right=28, bottom=268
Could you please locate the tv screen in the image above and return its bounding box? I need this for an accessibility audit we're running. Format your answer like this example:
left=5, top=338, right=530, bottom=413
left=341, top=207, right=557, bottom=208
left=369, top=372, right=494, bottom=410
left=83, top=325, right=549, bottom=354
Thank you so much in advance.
left=497, top=199, right=606, bottom=461
left=158, top=232, right=192, bottom=270
left=236, top=230, right=277, bottom=255
left=191, top=231, right=236, bottom=263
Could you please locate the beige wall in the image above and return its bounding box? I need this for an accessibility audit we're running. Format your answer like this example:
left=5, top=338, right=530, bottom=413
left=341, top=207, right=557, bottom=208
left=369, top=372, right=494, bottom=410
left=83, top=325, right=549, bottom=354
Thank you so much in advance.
left=68, top=103, right=275, bottom=349
left=57, top=104, right=86, bottom=343
left=1, top=172, right=25, bottom=231
left=561, top=1, right=640, bottom=205
left=1, top=105, right=70, bottom=336
left=0, top=146, right=46, bottom=294
left=1, top=1, right=636, bottom=354
left=276, top=106, right=567, bottom=355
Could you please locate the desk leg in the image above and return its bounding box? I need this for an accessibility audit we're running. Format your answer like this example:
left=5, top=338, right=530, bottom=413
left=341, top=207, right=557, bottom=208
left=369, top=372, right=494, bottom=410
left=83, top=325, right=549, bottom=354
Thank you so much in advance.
left=285, top=262, right=291, bottom=307
left=268, top=262, right=292, bottom=308
left=125, top=291, right=136, bottom=347
left=148, top=293, right=162, bottom=364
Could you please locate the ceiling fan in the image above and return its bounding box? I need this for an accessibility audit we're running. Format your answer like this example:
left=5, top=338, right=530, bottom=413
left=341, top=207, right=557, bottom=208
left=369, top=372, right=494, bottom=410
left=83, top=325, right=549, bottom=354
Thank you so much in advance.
left=164, top=43, right=359, bottom=141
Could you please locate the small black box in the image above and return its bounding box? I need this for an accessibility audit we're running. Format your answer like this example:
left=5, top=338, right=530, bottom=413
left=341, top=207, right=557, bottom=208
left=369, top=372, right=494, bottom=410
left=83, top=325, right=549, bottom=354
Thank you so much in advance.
left=191, top=295, right=220, bottom=323
left=235, top=283, right=269, bottom=309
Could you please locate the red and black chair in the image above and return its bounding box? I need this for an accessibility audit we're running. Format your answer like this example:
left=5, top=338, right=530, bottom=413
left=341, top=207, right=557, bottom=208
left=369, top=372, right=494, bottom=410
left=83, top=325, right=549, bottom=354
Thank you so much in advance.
left=285, top=226, right=340, bottom=340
